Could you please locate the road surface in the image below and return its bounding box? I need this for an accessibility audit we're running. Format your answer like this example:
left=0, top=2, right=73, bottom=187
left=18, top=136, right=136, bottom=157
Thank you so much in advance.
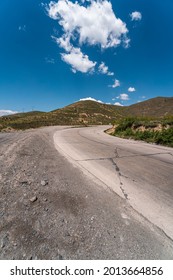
left=54, top=126, right=173, bottom=240
left=0, top=126, right=173, bottom=259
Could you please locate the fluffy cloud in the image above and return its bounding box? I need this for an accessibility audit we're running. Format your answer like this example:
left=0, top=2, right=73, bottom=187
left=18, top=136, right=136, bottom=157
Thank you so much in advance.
left=130, top=11, right=142, bottom=21
left=111, top=79, right=120, bottom=88
left=48, top=0, right=128, bottom=48
left=47, top=0, right=129, bottom=73
left=53, top=34, right=72, bottom=52
left=128, top=87, right=136, bottom=92
left=61, top=47, right=96, bottom=73
left=118, top=93, right=129, bottom=100
left=79, top=97, right=103, bottom=103
left=0, top=110, right=18, bottom=117
left=98, top=62, right=114, bottom=76
left=114, top=102, right=123, bottom=106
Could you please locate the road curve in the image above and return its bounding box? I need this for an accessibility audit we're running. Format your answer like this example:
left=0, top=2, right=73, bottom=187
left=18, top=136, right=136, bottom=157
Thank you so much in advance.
left=54, top=125, right=173, bottom=240
left=1, top=126, right=173, bottom=259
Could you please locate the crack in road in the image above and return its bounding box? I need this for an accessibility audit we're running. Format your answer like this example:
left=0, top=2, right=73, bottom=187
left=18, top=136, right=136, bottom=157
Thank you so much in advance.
left=115, top=151, right=173, bottom=160
left=77, top=156, right=129, bottom=200
left=114, top=147, right=119, bottom=159
left=109, top=158, right=129, bottom=200
left=168, top=153, right=173, bottom=158
left=76, top=147, right=131, bottom=200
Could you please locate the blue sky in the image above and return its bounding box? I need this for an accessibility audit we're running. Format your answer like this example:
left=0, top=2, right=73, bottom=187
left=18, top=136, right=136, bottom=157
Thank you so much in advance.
left=0, top=0, right=173, bottom=115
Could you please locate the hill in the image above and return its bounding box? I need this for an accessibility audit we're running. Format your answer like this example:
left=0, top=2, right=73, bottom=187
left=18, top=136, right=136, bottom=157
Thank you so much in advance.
left=0, top=97, right=173, bottom=131
left=125, top=97, right=173, bottom=117
left=50, top=100, right=124, bottom=125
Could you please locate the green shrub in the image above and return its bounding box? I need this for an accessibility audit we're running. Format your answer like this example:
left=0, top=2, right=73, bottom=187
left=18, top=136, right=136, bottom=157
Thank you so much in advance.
left=113, top=117, right=173, bottom=147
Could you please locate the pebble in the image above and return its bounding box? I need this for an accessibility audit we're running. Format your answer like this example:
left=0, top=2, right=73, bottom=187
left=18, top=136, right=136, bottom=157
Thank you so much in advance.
left=0, top=211, right=4, bottom=217
left=59, top=255, right=63, bottom=260
left=20, top=181, right=28, bottom=186
left=64, top=231, right=70, bottom=237
left=1, top=235, right=9, bottom=248
left=41, top=180, right=48, bottom=186
left=30, top=196, right=37, bottom=203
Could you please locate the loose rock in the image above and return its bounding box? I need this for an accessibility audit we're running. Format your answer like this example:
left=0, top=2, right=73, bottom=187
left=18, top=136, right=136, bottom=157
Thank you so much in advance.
left=41, top=180, right=48, bottom=186
left=30, top=196, right=37, bottom=203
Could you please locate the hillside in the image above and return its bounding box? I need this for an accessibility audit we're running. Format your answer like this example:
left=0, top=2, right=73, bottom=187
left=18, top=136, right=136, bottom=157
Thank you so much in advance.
left=50, top=100, right=124, bottom=125
left=125, top=97, right=173, bottom=117
left=0, top=97, right=173, bottom=131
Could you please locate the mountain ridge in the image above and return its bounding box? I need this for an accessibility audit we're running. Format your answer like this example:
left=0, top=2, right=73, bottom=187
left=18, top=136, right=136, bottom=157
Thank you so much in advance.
left=0, top=96, right=173, bottom=131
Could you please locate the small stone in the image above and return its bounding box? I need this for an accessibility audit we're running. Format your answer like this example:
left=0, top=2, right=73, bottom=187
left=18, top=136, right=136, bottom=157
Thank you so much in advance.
left=0, top=212, right=4, bottom=217
left=57, top=254, right=63, bottom=260
left=1, top=235, right=9, bottom=248
left=41, top=180, right=48, bottom=186
left=20, top=181, right=28, bottom=186
left=64, top=231, right=70, bottom=237
left=1, top=241, right=5, bottom=249
left=30, top=196, right=37, bottom=203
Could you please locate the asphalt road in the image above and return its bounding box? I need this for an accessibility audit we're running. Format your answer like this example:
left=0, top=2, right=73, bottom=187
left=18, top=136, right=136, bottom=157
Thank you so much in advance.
left=0, top=126, right=173, bottom=259
left=54, top=126, right=173, bottom=240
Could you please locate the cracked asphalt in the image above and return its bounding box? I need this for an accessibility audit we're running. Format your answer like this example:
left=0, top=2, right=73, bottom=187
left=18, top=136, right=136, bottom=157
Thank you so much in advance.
left=0, top=126, right=173, bottom=259
left=54, top=125, right=173, bottom=240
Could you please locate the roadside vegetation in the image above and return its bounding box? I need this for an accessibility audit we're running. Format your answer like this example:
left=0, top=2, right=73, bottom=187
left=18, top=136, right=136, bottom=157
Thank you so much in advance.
left=1, top=97, right=173, bottom=148
left=111, top=116, right=173, bottom=147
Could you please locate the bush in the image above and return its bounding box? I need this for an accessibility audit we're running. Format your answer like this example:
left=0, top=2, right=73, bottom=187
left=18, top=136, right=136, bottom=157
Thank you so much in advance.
left=154, top=128, right=173, bottom=147
left=115, top=117, right=136, bottom=132
left=113, top=117, right=173, bottom=147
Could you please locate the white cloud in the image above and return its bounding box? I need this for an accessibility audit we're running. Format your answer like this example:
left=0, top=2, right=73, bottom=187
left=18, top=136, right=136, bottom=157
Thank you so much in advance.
left=114, top=102, right=123, bottom=106
left=18, top=25, right=26, bottom=32
left=128, top=87, right=136, bottom=92
left=124, top=37, right=130, bottom=48
left=118, top=93, right=129, bottom=100
left=0, top=110, right=18, bottom=117
left=111, top=79, right=120, bottom=88
left=47, top=0, right=128, bottom=49
left=53, top=34, right=72, bottom=52
left=46, top=0, right=129, bottom=73
left=130, top=11, right=142, bottom=21
left=108, top=72, right=114, bottom=76
left=61, top=47, right=96, bottom=73
left=98, top=62, right=114, bottom=76
left=79, top=97, right=103, bottom=103
left=45, top=57, right=55, bottom=64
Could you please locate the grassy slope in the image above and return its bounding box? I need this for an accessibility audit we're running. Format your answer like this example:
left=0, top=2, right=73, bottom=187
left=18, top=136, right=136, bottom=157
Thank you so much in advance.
left=111, top=97, right=173, bottom=147
left=0, top=101, right=124, bottom=131
left=125, top=97, right=173, bottom=117
left=0, top=97, right=173, bottom=133
left=112, top=116, right=173, bottom=147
